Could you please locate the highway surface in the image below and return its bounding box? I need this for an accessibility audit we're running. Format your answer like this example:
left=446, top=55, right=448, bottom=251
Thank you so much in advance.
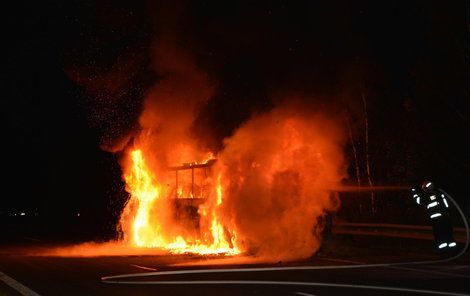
left=1, top=233, right=469, bottom=296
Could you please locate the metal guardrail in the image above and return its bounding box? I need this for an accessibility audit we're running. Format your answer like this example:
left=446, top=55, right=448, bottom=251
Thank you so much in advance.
left=332, top=222, right=467, bottom=242
left=334, top=222, right=466, bottom=232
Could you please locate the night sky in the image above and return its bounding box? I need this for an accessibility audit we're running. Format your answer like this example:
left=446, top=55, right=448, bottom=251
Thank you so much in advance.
left=2, top=1, right=469, bottom=234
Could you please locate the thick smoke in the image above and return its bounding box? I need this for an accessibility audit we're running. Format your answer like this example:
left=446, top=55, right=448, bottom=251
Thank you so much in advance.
left=216, top=104, right=346, bottom=260
left=121, top=0, right=216, bottom=169
left=134, top=41, right=214, bottom=167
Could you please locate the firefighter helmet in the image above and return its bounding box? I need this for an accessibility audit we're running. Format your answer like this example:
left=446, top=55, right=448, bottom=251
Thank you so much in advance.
left=421, top=181, right=435, bottom=192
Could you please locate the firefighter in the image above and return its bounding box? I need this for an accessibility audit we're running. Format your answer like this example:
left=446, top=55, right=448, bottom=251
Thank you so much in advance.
left=411, top=181, right=457, bottom=256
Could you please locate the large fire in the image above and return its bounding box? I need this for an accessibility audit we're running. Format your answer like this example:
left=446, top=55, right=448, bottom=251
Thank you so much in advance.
left=111, top=34, right=346, bottom=260
left=117, top=105, right=346, bottom=260
left=119, top=149, right=239, bottom=255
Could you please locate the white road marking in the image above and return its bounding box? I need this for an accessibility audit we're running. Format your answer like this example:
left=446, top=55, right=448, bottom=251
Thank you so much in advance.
left=296, top=292, right=317, bottom=296
left=390, top=266, right=470, bottom=279
left=130, top=264, right=158, bottom=271
left=102, top=279, right=469, bottom=296
left=439, top=265, right=470, bottom=271
left=101, top=260, right=470, bottom=282
left=321, top=257, right=470, bottom=279
left=0, top=272, right=41, bottom=296
left=101, top=265, right=470, bottom=295
left=320, top=257, right=364, bottom=265
left=102, top=264, right=398, bottom=282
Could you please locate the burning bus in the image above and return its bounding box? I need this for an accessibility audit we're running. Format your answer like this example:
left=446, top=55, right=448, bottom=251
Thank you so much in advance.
left=167, top=158, right=218, bottom=239
left=119, top=149, right=239, bottom=255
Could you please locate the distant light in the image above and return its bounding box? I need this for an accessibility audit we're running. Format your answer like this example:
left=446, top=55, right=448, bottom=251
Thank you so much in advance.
left=448, top=242, right=457, bottom=247
left=430, top=213, right=442, bottom=219
left=77, top=212, right=81, bottom=217
left=425, top=182, right=432, bottom=188
left=413, top=194, right=418, bottom=198
left=416, top=197, right=420, bottom=204
left=430, top=195, right=436, bottom=200
left=411, top=188, right=416, bottom=192
left=20, top=212, right=26, bottom=216
left=438, top=243, right=447, bottom=249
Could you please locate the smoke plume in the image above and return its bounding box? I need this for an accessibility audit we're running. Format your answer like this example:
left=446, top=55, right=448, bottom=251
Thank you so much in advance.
left=216, top=103, right=346, bottom=260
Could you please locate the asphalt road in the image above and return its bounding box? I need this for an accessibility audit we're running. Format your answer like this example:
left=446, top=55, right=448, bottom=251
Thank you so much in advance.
left=0, top=235, right=469, bottom=296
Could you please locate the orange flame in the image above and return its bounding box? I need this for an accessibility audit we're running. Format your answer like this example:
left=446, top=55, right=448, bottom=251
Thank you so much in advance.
left=120, top=148, right=239, bottom=255
left=124, top=150, right=164, bottom=247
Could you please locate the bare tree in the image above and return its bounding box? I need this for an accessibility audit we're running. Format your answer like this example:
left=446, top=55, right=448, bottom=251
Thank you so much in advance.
left=345, top=108, right=361, bottom=187
left=361, top=91, right=376, bottom=213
